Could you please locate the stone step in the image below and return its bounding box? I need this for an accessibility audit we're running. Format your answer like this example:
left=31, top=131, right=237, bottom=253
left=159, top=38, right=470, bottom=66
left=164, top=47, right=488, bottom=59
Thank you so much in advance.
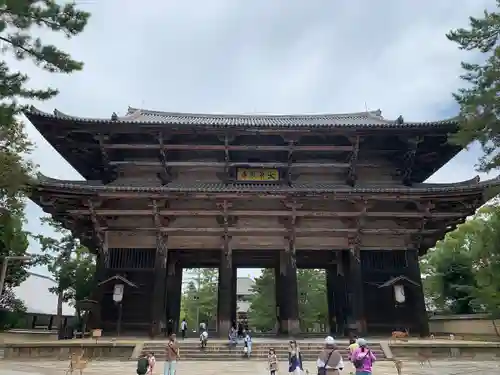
left=141, top=342, right=387, bottom=361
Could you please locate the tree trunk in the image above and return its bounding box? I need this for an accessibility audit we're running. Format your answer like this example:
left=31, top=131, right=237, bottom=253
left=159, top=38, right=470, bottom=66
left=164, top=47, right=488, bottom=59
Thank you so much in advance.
left=492, top=319, right=500, bottom=337
left=55, top=290, right=63, bottom=338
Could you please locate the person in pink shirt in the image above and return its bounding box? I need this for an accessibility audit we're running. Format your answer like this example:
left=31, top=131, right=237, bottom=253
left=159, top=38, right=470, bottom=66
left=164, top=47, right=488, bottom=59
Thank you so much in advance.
left=351, top=338, right=376, bottom=375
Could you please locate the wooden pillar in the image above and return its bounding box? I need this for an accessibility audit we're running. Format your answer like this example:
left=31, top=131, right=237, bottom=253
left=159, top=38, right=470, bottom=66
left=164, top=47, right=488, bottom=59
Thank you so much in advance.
left=89, top=247, right=107, bottom=330
left=275, top=266, right=284, bottom=335
left=326, top=266, right=336, bottom=335
left=407, top=249, right=430, bottom=337
left=217, top=250, right=234, bottom=337
left=166, top=255, right=182, bottom=335
left=150, top=237, right=167, bottom=337
left=231, top=267, right=237, bottom=326
left=345, top=248, right=366, bottom=336
left=278, top=250, right=300, bottom=336
left=334, top=262, right=347, bottom=336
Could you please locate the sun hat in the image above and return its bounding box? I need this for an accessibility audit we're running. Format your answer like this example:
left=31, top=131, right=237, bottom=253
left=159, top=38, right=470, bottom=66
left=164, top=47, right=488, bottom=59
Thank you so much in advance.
left=325, top=336, right=335, bottom=345
left=356, top=338, right=367, bottom=346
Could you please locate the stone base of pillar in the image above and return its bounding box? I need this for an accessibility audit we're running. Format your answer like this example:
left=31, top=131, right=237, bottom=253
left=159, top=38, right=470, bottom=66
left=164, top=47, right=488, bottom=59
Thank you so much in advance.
left=218, top=319, right=231, bottom=337
left=282, top=319, right=300, bottom=336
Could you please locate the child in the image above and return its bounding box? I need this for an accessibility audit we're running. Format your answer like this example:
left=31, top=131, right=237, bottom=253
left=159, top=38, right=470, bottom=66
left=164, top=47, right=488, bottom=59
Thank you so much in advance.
left=348, top=337, right=359, bottom=362
left=147, top=352, right=156, bottom=375
left=268, top=347, right=278, bottom=375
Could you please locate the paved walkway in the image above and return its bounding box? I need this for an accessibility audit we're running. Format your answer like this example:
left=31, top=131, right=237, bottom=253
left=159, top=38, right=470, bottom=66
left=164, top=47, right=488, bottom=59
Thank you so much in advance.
left=0, top=360, right=498, bottom=375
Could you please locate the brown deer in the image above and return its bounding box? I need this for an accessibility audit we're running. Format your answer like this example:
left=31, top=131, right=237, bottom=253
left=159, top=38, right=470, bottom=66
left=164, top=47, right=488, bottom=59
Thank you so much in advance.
left=389, top=358, right=403, bottom=375
left=417, top=348, right=432, bottom=367
left=391, top=329, right=409, bottom=342
left=66, top=348, right=90, bottom=375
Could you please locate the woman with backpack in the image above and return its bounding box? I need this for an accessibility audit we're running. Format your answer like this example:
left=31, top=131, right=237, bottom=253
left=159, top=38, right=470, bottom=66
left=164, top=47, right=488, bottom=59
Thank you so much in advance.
left=351, top=338, right=376, bottom=375
left=316, top=336, right=344, bottom=375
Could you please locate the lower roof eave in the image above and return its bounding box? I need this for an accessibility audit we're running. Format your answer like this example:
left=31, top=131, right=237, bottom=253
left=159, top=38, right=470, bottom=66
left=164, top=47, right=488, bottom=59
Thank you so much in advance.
left=29, top=177, right=500, bottom=201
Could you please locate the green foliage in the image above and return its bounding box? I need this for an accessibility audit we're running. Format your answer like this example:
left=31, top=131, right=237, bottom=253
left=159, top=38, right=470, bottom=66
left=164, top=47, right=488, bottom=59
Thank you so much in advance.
left=468, top=206, right=500, bottom=317
left=0, top=0, right=90, bottom=212
left=34, top=217, right=96, bottom=305
left=247, top=269, right=276, bottom=332
left=447, top=1, right=500, bottom=171
left=248, top=268, right=328, bottom=332
left=298, top=269, right=328, bottom=331
left=0, top=211, right=31, bottom=287
left=0, top=287, right=27, bottom=329
left=180, top=269, right=218, bottom=326
left=422, top=205, right=500, bottom=317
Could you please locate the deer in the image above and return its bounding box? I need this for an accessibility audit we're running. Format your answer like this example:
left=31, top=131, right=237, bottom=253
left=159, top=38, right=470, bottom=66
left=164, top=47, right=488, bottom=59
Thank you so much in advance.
left=66, top=348, right=91, bottom=375
left=389, top=358, right=403, bottom=375
left=390, top=328, right=409, bottom=343
left=417, top=348, right=432, bottom=367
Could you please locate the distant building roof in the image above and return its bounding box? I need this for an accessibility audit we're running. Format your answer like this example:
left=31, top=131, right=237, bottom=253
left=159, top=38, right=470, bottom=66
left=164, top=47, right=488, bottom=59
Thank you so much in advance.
left=237, top=277, right=254, bottom=296
left=13, top=272, right=75, bottom=316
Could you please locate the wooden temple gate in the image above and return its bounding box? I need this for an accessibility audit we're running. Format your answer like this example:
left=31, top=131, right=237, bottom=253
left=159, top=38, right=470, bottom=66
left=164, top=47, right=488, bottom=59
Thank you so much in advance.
left=25, top=106, right=500, bottom=337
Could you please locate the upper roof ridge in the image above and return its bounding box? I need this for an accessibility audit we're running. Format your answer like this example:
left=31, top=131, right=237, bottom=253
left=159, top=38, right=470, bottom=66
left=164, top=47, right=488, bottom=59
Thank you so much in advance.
left=126, top=106, right=385, bottom=119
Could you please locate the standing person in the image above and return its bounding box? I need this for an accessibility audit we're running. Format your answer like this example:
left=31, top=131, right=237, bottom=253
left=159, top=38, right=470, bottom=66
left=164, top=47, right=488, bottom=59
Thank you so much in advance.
left=199, top=321, right=206, bottom=333
left=316, top=336, right=344, bottom=375
left=228, top=326, right=237, bottom=347
left=288, top=340, right=303, bottom=375
left=348, top=337, right=359, bottom=362
left=167, top=319, right=174, bottom=336
left=200, top=329, right=208, bottom=349
left=136, top=354, right=149, bottom=375
left=352, top=338, right=376, bottom=375
left=268, top=348, right=278, bottom=375
left=164, top=334, right=180, bottom=375
left=180, top=319, right=187, bottom=340
left=244, top=330, right=252, bottom=357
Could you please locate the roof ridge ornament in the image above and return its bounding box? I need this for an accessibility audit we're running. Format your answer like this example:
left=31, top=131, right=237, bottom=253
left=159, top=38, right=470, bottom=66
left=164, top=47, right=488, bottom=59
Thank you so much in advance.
left=396, top=115, right=404, bottom=125
left=111, top=112, right=118, bottom=121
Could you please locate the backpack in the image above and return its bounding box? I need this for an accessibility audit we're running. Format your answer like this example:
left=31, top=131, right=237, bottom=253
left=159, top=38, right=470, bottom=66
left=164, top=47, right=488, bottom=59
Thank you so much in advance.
left=137, top=357, right=149, bottom=374
left=352, top=350, right=370, bottom=369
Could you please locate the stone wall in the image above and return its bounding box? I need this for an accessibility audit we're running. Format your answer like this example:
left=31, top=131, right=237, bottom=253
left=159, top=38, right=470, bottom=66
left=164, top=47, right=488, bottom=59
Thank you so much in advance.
left=429, top=314, right=500, bottom=336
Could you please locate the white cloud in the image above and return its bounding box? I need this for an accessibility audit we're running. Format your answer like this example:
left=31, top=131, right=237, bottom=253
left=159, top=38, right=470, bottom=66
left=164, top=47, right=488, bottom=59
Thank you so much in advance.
left=11, top=0, right=498, bottom=295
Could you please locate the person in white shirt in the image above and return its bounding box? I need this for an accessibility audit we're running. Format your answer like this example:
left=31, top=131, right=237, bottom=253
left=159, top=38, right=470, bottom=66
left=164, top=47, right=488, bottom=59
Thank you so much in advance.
left=199, top=321, right=206, bottom=333
left=316, top=336, right=344, bottom=375
left=243, top=331, right=252, bottom=357
left=180, top=319, right=187, bottom=340
left=200, top=329, right=208, bottom=349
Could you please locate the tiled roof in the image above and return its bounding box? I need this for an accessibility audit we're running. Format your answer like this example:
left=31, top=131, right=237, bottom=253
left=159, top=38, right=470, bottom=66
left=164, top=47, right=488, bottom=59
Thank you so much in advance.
left=33, top=175, right=500, bottom=195
left=25, top=106, right=457, bottom=129
left=237, top=277, right=255, bottom=296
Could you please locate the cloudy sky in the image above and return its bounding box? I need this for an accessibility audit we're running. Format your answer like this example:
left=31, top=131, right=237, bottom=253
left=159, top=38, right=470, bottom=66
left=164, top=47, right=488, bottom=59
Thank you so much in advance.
left=13, top=0, right=498, bottom=313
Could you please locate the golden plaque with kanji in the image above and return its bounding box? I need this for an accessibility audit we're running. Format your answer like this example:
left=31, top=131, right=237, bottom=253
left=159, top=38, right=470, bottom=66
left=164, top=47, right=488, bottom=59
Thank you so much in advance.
left=237, top=168, right=279, bottom=181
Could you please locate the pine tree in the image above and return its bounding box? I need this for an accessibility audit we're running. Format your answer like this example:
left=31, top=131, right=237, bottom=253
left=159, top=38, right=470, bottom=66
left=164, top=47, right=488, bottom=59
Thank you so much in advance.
left=447, top=1, right=500, bottom=171
left=0, top=1, right=90, bottom=212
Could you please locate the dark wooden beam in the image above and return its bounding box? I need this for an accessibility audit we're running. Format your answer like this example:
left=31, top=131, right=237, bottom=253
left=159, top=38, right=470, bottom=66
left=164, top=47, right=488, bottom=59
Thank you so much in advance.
left=346, top=136, right=360, bottom=186
left=102, top=144, right=355, bottom=152
left=401, top=137, right=422, bottom=185
left=221, top=199, right=232, bottom=266
left=66, top=208, right=466, bottom=219
left=108, top=161, right=377, bottom=168
left=287, top=141, right=295, bottom=186
left=100, top=226, right=440, bottom=235
left=87, top=199, right=105, bottom=251
left=157, top=133, right=171, bottom=185
left=95, top=135, right=116, bottom=184
left=72, top=190, right=485, bottom=202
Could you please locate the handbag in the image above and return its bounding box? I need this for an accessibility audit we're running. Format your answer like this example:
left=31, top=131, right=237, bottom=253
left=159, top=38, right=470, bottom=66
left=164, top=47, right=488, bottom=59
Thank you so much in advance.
left=317, top=350, right=334, bottom=375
